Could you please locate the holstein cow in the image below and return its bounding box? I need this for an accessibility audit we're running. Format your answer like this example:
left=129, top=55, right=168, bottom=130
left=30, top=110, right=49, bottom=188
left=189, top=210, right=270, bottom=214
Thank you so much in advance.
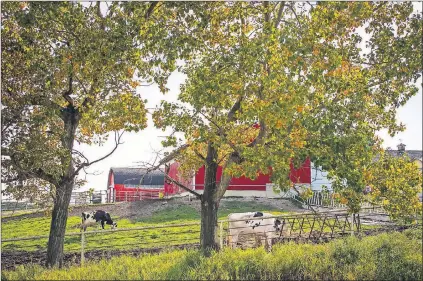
left=227, top=212, right=282, bottom=251
left=81, top=210, right=117, bottom=232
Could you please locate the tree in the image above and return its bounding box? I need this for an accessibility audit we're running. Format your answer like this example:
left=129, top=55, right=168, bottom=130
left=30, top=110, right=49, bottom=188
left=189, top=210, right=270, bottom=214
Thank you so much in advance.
left=363, top=151, right=422, bottom=222
left=1, top=2, right=176, bottom=267
left=151, top=2, right=422, bottom=252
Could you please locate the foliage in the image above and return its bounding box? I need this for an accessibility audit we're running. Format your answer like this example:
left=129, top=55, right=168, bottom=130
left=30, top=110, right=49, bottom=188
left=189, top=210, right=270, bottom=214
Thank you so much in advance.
left=3, top=230, right=422, bottom=280
left=364, top=152, right=422, bottom=221
left=1, top=1, right=181, bottom=199
left=153, top=2, right=422, bottom=211
left=1, top=2, right=182, bottom=265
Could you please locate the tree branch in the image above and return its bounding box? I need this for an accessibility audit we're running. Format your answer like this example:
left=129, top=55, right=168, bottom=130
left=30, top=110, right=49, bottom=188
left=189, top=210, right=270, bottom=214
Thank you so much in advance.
left=194, top=149, right=206, bottom=161
left=25, top=94, right=63, bottom=115
left=141, top=144, right=191, bottom=173
left=137, top=158, right=202, bottom=199
left=72, top=149, right=89, bottom=163
left=274, top=1, right=286, bottom=28
left=291, top=184, right=318, bottom=214
left=145, top=2, right=159, bottom=19
left=9, top=153, right=58, bottom=185
left=289, top=4, right=302, bottom=29
left=247, top=120, right=267, bottom=147
left=163, top=172, right=202, bottom=199
left=72, top=131, right=124, bottom=177
left=227, top=96, right=243, bottom=122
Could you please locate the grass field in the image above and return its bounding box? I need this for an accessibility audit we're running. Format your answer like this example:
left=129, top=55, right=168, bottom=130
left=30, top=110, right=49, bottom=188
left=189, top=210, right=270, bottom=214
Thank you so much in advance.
left=2, top=200, right=289, bottom=253
left=2, top=229, right=422, bottom=280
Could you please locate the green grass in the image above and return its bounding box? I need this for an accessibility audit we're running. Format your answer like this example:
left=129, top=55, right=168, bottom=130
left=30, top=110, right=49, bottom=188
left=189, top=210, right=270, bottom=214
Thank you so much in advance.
left=0, top=199, right=389, bottom=254
left=138, top=205, right=200, bottom=223
left=2, top=230, right=422, bottom=280
left=1, top=200, right=289, bottom=253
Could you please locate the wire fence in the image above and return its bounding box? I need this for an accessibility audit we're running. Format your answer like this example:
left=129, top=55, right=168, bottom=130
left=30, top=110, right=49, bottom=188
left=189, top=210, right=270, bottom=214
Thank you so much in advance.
left=1, top=199, right=39, bottom=212
left=2, top=206, right=403, bottom=267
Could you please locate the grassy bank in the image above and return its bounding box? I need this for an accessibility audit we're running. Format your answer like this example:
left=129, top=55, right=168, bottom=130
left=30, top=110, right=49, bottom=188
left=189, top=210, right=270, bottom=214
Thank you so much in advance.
left=2, top=229, right=421, bottom=280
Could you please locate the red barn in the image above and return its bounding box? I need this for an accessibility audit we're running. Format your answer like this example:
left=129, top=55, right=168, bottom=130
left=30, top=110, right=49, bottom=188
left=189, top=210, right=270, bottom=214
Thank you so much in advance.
left=164, top=161, right=193, bottom=195
left=107, top=157, right=311, bottom=201
left=107, top=168, right=166, bottom=202
left=193, top=158, right=311, bottom=197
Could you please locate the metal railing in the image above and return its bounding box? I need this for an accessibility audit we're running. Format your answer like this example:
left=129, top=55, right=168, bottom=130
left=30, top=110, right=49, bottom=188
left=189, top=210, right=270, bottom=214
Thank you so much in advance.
left=219, top=206, right=388, bottom=249
left=304, top=191, right=377, bottom=209
left=110, top=189, right=165, bottom=202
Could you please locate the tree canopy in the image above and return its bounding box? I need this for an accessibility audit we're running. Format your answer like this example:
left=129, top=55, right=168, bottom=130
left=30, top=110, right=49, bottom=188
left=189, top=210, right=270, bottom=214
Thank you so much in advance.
left=1, top=2, right=178, bottom=194
left=153, top=1, right=422, bottom=207
left=1, top=1, right=181, bottom=267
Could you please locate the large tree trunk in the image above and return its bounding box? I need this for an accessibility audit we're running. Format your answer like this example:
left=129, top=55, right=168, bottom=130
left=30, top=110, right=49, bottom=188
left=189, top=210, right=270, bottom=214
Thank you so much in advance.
left=46, top=182, right=73, bottom=268
left=46, top=107, right=79, bottom=267
left=200, top=142, right=220, bottom=255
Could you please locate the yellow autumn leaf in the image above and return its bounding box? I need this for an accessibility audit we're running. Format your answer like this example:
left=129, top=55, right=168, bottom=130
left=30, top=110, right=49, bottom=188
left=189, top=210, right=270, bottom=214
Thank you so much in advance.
left=275, top=120, right=283, bottom=129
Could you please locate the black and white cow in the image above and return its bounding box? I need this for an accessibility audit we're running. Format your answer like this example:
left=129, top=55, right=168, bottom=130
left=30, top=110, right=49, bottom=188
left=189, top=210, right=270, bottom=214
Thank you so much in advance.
left=227, top=212, right=282, bottom=251
left=81, top=210, right=117, bottom=232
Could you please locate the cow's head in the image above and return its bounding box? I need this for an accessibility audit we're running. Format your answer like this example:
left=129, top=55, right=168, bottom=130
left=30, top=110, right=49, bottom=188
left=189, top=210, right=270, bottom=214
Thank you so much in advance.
left=273, top=219, right=282, bottom=232
left=112, top=222, right=117, bottom=229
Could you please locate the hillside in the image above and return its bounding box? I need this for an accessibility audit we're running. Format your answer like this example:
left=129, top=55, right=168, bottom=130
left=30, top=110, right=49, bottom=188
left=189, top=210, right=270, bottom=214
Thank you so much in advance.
left=2, top=197, right=304, bottom=224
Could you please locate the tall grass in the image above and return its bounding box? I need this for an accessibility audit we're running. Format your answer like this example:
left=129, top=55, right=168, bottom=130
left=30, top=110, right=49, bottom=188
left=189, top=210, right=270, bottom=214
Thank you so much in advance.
left=2, top=229, right=421, bottom=280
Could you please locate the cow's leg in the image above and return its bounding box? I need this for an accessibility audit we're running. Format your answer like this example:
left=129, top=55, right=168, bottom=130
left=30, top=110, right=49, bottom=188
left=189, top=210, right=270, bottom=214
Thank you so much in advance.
left=101, top=220, right=105, bottom=230
left=260, top=235, right=266, bottom=249
left=227, top=234, right=232, bottom=247
left=232, top=234, right=239, bottom=249
left=266, top=237, right=273, bottom=252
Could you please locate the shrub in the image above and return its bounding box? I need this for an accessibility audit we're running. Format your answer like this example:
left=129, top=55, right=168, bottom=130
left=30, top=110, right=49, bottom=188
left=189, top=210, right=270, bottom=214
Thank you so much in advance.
left=3, top=231, right=421, bottom=280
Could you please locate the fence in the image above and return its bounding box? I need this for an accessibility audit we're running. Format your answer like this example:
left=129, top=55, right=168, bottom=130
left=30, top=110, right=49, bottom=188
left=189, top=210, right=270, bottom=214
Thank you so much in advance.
left=304, top=191, right=376, bottom=209
left=111, top=189, right=164, bottom=203
left=2, top=221, right=203, bottom=266
left=220, top=206, right=389, bottom=249
left=1, top=199, right=38, bottom=212
left=2, top=206, right=394, bottom=267
left=1, top=191, right=109, bottom=213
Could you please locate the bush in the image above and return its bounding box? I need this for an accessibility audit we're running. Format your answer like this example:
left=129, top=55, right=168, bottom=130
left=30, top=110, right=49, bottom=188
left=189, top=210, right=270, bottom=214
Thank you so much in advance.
left=3, top=231, right=422, bottom=280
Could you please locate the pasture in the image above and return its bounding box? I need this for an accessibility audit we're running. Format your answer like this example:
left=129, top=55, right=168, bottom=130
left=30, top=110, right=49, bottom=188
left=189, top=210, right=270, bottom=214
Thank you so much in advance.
left=2, top=229, right=422, bottom=280
left=2, top=198, right=295, bottom=255
left=2, top=196, right=418, bottom=279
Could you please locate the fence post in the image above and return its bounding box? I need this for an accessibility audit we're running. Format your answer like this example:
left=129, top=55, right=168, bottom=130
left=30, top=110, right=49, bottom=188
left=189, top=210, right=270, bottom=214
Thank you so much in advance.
left=350, top=214, right=354, bottom=236
left=219, top=221, right=224, bottom=248
left=81, top=232, right=85, bottom=266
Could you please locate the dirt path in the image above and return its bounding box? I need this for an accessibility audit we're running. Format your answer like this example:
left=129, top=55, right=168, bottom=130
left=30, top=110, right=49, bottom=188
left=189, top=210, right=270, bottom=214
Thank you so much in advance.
left=1, top=244, right=200, bottom=271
